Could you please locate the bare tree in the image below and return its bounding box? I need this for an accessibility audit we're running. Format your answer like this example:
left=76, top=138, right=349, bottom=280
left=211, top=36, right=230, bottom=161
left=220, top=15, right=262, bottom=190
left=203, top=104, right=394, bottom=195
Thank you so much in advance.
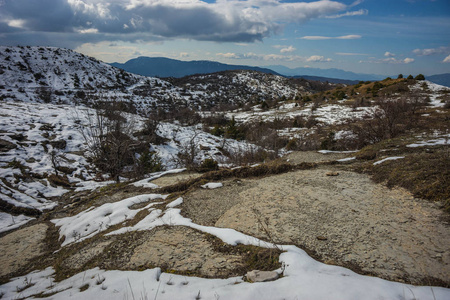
left=176, top=131, right=200, bottom=169
left=75, top=101, right=141, bottom=182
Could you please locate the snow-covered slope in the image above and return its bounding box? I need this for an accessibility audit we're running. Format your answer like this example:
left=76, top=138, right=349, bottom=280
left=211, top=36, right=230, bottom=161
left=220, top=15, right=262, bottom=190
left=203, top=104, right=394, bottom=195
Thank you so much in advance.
left=166, top=70, right=321, bottom=109
left=0, top=100, right=257, bottom=219
left=0, top=46, right=179, bottom=112
left=0, top=46, right=141, bottom=91
left=0, top=46, right=317, bottom=112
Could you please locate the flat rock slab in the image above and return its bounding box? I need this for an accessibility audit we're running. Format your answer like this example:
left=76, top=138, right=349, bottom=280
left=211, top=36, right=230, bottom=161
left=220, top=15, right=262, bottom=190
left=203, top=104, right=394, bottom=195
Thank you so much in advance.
left=62, top=240, right=113, bottom=270
left=184, top=168, right=450, bottom=285
left=246, top=270, right=279, bottom=282
left=127, top=226, right=243, bottom=278
left=0, top=223, right=48, bottom=277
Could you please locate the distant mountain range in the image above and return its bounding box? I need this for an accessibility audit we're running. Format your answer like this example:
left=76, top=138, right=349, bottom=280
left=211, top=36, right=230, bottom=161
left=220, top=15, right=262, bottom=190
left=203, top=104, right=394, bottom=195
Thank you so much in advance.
left=427, top=73, right=450, bottom=87
left=110, top=57, right=279, bottom=78
left=111, top=57, right=450, bottom=87
left=110, top=57, right=385, bottom=82
left=266, top=65, right=385, bottom=81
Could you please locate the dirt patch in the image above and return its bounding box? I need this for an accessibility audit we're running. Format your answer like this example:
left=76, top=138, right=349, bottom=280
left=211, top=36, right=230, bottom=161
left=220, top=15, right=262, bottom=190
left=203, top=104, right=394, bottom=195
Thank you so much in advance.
left=183, top=168, right=450, bottom=286
left=0, top=223, right=48, bottom=277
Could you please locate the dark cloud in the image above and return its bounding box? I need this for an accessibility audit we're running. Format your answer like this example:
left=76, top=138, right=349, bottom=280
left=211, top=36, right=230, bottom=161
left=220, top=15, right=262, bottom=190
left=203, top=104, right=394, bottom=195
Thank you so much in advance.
left=0, top=0, right=347, bottom=45
left=0, top=0, right=74, bottom=32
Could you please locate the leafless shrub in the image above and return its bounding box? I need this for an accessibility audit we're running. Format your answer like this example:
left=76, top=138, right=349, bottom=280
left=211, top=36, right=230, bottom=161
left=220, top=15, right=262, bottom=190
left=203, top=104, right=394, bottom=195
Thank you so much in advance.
left=304, top=115, right=318, bottom=129
left=175, top=131, right=200, bottom=169
left=168, top=107, right=201, bottom=125
left=36, top=86, right=53, bottom=103
left=347, top=97, right=421, bottom=148
left=74, top=101, right=141, bottom=182
left=252, top=207, right=282, bottom=251
left=201, top=113, right=228, bottom=127
left=224, top=144, right=275, bottom=166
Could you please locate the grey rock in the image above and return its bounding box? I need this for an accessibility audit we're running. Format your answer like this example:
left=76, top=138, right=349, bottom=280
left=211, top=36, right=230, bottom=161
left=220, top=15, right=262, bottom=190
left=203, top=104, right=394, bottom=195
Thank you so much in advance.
left=246, top=270, right=279, bottom=282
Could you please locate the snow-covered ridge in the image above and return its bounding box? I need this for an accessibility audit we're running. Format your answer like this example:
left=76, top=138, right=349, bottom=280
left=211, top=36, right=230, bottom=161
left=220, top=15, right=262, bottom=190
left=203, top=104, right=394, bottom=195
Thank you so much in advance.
left=0, top=46, right=141, bottom=90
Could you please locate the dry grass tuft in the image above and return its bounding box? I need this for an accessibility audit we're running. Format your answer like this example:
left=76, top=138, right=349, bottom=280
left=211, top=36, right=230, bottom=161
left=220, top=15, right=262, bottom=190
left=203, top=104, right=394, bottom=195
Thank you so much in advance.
left=160, top=161, right=316, bottom=194
left=370, top=150, right=450, bottom=212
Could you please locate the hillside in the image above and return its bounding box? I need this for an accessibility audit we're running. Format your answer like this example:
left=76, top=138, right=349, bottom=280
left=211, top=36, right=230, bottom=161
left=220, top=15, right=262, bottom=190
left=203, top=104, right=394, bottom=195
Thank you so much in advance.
left=0, top=46, right=331, bottom=113
left=428, top=73, right=450, bottom=87
left=1, top=46, right=450, bottom=300
left=111, top=57, right=279, bottom=78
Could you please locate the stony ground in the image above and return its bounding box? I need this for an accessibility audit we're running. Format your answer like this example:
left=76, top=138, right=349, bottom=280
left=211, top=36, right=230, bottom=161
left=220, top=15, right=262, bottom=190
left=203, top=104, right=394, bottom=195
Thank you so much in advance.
left=0, top=151, right=448, bottom=287
left=0, top=224, right=48, bottom=277
left=182, top=152, right=450, bottom=285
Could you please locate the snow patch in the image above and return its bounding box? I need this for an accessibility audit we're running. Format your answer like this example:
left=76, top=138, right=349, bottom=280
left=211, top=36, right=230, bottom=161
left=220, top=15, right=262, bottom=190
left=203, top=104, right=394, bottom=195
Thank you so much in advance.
left=318, top=150, right=358, bottom=154
left=337, top=157, right=356, bottom=162
left=407, top=136, right=450, bottom=148
left=0, top=212, right=35, bottom=233
left=52, top=194, right=166, bottom=246
left=201, top=182, right=223, bottom=189
left=373, top=156, right=405, bottom=165
left=166, top=197, right=183, bottom=208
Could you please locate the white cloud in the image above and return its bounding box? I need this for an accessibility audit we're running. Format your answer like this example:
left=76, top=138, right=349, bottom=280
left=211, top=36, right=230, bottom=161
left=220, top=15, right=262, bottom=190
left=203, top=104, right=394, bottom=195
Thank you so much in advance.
left=280, top=46, right=296, bottom=53
left=403, top=57, right=414, bottom=64
left=118, top=0, right=348, bottom=42
left=77, top=28, right=99, bottom=34
left=306, top=55, right=333, bottom=62
left=384, top=51, right=395, bottom=57
left=75, top=41, right=165, bottom=63
left=68, top=0, right=113, bottom=19
left=216, top=52, right=244, bottom=59
left=6, top=19, right=26, bottom=29
left=216, top=52, right=304, bottom=62
left=300, top=34, right=361, bottom=40
left=413, top=46, right=450, bottom=56
left=443, top=55, right=450, bottom=63
left=300, top=36, right=330, bottom=40
left=217, top=52, right=333, bottom=63
left=336, top=52, right=368, bottom=56
left=1, top=0, right=356, bottom=43
left=338, top=35, right=362, bottom=39
left=360, top=57, right=414, bottom=64
left=325, top=8, right=368, bottom=19
left=350, top=0, right=365, bottom=7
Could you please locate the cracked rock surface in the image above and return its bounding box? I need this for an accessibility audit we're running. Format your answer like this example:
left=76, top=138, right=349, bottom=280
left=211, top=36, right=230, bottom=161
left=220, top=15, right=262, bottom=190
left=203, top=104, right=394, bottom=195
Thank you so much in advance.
left=183, top=167, right=450, bottom=285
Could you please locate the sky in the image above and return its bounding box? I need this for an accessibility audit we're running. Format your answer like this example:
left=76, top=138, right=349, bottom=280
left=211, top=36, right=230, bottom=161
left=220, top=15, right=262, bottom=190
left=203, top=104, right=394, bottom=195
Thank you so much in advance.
left=0, top=0, right=449, bottom=76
